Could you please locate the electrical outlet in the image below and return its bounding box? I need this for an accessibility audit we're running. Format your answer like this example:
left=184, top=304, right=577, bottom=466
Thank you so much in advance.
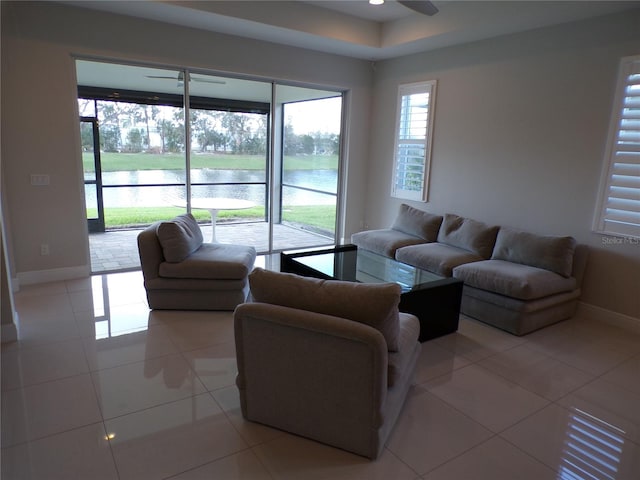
left=40, top=244, right=50, bottom=256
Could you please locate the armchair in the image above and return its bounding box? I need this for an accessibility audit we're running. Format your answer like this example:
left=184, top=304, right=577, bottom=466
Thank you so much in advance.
left=137, top=213, right=256, bottom=310
left=234, top=268, right=421, bottom=459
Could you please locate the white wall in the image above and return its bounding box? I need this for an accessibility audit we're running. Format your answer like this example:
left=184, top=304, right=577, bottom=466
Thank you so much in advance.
left=0, top=2, right=372, bottom=283
left=365, top=10, right=640, bottom=320
left=3, top=2, right=639, bottom=321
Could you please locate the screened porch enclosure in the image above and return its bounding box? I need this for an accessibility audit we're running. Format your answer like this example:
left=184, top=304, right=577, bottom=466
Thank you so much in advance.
left=76, top=60, right=344, bottom=271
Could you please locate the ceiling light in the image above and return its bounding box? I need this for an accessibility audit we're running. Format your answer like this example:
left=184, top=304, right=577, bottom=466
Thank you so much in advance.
left=369, top=0, right=384, bottom=5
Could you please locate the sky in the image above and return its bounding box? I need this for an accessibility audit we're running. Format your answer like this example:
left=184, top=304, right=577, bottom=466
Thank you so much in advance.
left=284, top=96, right=342, bottom=135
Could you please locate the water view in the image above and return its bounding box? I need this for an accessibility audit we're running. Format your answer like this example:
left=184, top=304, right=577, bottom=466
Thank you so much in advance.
left=88, top=169, right=338, bottom=208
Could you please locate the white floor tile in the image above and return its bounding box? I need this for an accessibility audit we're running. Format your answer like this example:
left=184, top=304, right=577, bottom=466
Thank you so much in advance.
left=4, top=270, right=640, bottom=479
left=69, top=289, right=100, bottom=313
left=386, top=390, right=493, bottom=475
left=424, top=364, right=550, bottom=432
left=64, top=276, right=94, bottom=293
left=89, top=271, right=149, bottom=307
left=413, top=341, right=471, bottom=384
left=82, top=324, right=178, bottom=371
left=105, top=394, right=248, bottom=480
left=151, top=310, right=235, bottom=351
left=422, top=436, right=557, bottom=480
left=91, top=353, right=207, bottom=419
left=253, top=434, right=419, bottom=480
left=3, top=317, right=81, bottom=352
left=478, top=344, right=595, bottom=400
left=600, top=353, right=640, bottom=396
left=210, top=385, right=285, bottom=447
left=545, top=339, right=638, bottom=376
left=13, top=292, right=74, bottom=322
left=1, top=338, right=89, bottom=390
left=167, top=449, right=273, bottom=480
left=1, top=374, right=102, bottom=447
left=14, top=281, right=68, bottom=298
left=432, top=317, right=524, bottom=362
left=182, top=341, right=238, bottom=391
left=0, top=423, right=119, bottom=480
left=502, top=403, right=640, bottom=479
left=526, top=319, right=640, bottom=375
left=557, top=377, right=640, bottom=444
left=74, top=302, right=153, bottom=338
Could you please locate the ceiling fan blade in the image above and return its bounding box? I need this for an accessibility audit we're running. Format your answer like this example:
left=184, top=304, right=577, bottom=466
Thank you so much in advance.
left=190, top=77, right=226, bottom=85
left=145, top=74, right=226, bottom=85
left=398, top=1, right=439, bottom=16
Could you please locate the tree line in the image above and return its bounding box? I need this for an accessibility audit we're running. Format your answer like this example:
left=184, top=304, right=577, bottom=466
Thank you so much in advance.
left=79, top=100, right=339, bottom=156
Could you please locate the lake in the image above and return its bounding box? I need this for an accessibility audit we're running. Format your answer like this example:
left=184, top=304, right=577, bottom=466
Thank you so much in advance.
left=87, top=169, right=338, bottom=207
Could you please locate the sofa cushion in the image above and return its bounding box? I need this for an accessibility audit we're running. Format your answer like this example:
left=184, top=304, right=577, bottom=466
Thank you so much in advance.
left=249, top=268, right=401, bottom=351
left=387, top=312, right=420, bottom=387
left=491, top=228, right=576, bottom=278
left=453, top=260, right=577, bottom=300
left=437, top=214, right=499, bottom=259
left=396, top=243, right=483, bottom=277
left=159, top=243, right=256, bottom=280
left=391, top=204, right=443, bottom=242
left=351, top=229, right=426, bottom=258
left=156, top=213, right=204, bottom=263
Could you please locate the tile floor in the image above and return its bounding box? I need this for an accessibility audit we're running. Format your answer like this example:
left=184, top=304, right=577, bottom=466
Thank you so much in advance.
left=2, top=263, right=640, bottom=479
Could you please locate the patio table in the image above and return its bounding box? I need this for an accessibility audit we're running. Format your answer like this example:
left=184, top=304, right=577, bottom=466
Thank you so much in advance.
left=187, top=198, right=255, bottom=242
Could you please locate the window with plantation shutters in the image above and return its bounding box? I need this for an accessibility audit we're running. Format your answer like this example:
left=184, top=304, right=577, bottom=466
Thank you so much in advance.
left=594, top=56, right=640, bottom=239
left=391, top=80, right=437, bottom=201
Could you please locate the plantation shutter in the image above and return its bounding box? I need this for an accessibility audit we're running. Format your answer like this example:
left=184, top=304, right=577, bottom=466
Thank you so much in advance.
left=391, top=81, right=437, bottom=201
left=595, top=56, right=640, bottom=238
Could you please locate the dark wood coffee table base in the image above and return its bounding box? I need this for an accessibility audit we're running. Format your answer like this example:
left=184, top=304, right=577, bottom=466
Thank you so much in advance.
left=398, top=279, right=462, bottom=341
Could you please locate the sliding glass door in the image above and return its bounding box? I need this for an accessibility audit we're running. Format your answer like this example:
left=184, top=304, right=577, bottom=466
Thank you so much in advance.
left=187, top=74, right=271, bottom=245
left=78, top=64, right=188, bottom=233
left=76, top=60, right=344, bottom=255
left=277, top=93, right=342, bottom=251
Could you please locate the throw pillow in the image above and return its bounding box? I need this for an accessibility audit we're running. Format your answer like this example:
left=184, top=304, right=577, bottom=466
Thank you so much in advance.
left=391, top=204, right=443, bottom=241
left=156, top=213, right=204, bottom=263
left=249, top=268, right=402, bottom=351
left=437, top=213, right=499, bottom=259
left=491, top=227, right=576, bottom=277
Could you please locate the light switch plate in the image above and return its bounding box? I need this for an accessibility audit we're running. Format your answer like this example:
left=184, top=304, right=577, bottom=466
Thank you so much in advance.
left=30, top=174, right=50, bottom=186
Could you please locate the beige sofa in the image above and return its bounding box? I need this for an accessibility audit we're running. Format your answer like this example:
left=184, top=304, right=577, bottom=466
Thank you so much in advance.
left=352, top=204, right=588, bottom=336
left=137, top=213, right=256, bottom=310
left=234, top=268, right=421, bottom=459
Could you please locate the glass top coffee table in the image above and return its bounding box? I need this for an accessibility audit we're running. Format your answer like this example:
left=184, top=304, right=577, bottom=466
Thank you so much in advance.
left=280, top=244, right=463, bottom=341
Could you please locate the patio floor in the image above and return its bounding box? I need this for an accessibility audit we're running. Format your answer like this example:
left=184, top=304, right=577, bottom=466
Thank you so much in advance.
left=89, top=221, right=334, bottom=274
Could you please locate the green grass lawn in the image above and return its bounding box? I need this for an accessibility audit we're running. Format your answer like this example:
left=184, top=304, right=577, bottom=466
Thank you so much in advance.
left=85, top=152, right=337, bottom=232
left=90, top=205, right=336, bottom=232
left=83, top=152, right=338, bottom=172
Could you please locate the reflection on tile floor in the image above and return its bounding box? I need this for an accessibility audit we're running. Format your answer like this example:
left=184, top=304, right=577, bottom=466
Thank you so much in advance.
left=2, top=267, right=640, bottom=479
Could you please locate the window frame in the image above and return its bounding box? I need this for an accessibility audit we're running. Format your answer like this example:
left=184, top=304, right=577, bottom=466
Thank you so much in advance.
left=593, top=55, right=640, bottom=239
left=391, top=80, right=437, bottom=202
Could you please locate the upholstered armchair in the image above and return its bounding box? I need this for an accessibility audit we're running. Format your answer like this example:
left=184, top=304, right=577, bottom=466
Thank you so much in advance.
left=137, top=213, right=256, bottom=310
left=234, top=268, right=421, bottom=459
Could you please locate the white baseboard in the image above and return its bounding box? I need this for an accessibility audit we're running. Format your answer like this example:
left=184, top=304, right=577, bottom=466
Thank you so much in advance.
left=577, top=301, right=640, bottom=333
left=1, top=319, right=18, bottom=343
left=17, top=265, right=90, bottom=286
